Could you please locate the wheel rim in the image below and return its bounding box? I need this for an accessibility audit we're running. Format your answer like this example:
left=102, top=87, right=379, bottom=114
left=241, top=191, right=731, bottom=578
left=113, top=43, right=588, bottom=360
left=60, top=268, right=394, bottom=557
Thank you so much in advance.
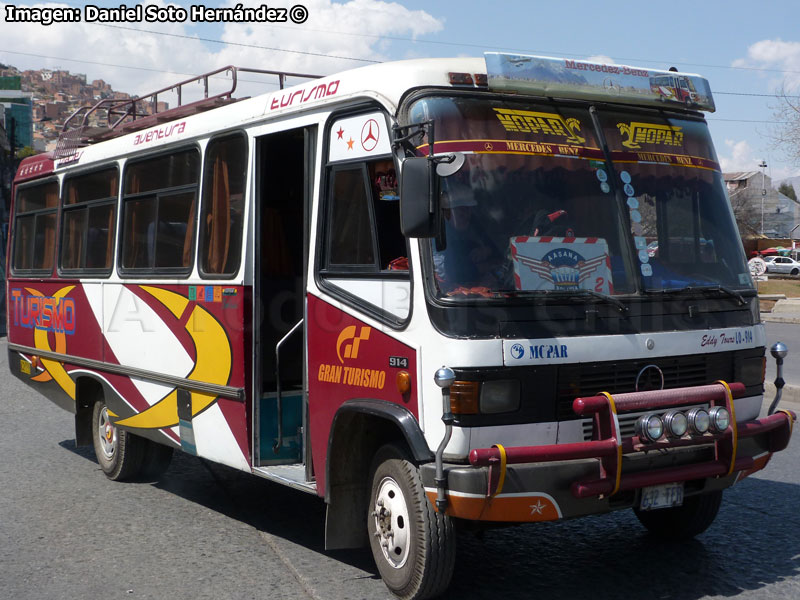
left=372, top=476, right=411, bottom=569
left=97, top=406, right=117, bottom=460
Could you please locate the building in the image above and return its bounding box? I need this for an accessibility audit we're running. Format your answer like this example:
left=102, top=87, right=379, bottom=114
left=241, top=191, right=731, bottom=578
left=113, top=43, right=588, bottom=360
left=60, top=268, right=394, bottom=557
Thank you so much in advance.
left=724, top=171, right=800, bottom=239
left=0, top=75, right=34, bottom=151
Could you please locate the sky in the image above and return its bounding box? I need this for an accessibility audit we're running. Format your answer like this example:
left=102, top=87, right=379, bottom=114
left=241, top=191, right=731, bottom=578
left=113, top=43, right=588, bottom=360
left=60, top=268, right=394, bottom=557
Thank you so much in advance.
left=2, top=0, right=800, bottom=181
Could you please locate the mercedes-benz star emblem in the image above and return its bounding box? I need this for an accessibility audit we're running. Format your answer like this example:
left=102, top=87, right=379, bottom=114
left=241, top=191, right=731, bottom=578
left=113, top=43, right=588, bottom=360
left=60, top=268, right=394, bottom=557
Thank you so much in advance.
left=635, top=364, right=664, bottom=392
left=361, top=119, right=379, bottom=152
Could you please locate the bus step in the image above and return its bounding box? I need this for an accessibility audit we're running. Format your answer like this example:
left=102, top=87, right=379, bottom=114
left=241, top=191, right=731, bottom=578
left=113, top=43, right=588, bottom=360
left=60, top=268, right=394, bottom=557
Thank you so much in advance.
left=252, top=464, right=316, bottom=494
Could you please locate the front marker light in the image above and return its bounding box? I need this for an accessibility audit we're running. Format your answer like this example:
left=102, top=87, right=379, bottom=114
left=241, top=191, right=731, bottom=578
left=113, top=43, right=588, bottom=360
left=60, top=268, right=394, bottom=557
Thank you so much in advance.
left=663, top=410, right=688, bottom=438
left=636, top=413, right=664, bottom=443
left=708, top=406, right=731, bottom=432
left=687, top=407, right=711, bottom=435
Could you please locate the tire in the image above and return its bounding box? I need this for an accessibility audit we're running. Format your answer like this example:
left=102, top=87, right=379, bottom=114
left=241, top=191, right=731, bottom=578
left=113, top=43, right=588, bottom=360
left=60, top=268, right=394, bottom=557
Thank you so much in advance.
left=634, top=490, right=723, bottom=540
left=791, top=268, right=799, bottom=276
left=367, top=443, right=456, bottom=600
left=92, top=400, right=145, bottom=481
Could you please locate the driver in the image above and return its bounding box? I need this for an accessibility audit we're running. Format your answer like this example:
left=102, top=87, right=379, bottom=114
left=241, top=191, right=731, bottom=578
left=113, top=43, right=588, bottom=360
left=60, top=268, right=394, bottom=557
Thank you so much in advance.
left=434, top=186, right=502, bottom=293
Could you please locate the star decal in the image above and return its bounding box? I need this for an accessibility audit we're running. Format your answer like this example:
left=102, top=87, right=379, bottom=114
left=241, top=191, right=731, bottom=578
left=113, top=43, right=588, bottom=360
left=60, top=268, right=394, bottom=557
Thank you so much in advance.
left=347, top=137, right=354, bottom=150
left=530, top=500, right=546, bottom=515
left=336, top=127, right=344, bottom=140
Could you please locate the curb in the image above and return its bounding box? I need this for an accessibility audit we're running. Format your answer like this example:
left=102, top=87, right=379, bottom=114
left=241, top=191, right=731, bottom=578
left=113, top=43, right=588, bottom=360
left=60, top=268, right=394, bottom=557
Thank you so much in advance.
left=763, top=382, right=800, bottom=409
left=760, top=313, right=800, bottom=324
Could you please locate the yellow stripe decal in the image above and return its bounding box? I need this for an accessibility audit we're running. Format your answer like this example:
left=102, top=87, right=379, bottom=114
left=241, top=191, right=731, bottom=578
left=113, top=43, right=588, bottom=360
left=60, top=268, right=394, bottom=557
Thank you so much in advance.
left=599, top=392, right=623, bottom=496
left=716, top=380, right=738, bottom=477
left=492, top=444, right=507, bottom=497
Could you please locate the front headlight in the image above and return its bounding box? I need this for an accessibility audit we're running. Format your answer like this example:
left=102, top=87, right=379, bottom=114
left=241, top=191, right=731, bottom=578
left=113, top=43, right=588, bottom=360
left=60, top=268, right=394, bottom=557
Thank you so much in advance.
left=479, top=379, right=521, bottom=414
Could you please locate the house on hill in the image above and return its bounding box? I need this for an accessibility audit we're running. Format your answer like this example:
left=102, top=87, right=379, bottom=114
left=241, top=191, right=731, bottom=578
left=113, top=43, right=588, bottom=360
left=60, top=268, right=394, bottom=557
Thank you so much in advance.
left=724, top=171, right=800, bottom=239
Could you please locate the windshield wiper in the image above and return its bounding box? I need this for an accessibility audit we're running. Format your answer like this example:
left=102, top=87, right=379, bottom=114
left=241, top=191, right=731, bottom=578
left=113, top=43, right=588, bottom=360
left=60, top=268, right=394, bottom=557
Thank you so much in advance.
left=646, top=284, right=748, bottom=306
left=502, top=289, right=628, bottom=312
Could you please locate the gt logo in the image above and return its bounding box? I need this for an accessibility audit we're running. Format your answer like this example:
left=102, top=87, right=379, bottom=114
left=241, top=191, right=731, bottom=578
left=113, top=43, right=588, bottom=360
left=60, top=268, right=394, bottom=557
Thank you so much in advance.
left=336, top=326, right=372, bottom=363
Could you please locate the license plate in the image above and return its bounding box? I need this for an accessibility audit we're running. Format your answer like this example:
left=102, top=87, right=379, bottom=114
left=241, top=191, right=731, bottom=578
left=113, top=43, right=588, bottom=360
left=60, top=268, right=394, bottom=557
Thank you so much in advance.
left=639, top=482, right=684, bottom=511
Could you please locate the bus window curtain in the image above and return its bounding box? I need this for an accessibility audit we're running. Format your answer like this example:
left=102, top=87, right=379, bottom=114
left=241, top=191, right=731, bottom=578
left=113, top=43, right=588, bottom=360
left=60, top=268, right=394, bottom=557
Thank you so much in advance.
left=127, top=174, right=141, bottom=267
left=41, top=186, right=59, bottom=269
left=66, top=185, right=82, bottom=268
left=105, top=174, right=118, bottom=268
left=182, top=194, right=197, bottom=268
left=206, top=154, right=231, bottom=273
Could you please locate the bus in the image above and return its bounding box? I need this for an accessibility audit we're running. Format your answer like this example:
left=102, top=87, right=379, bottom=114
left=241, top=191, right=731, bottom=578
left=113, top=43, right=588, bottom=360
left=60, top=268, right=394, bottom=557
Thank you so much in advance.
left=6, top=54, right=795, bottom=600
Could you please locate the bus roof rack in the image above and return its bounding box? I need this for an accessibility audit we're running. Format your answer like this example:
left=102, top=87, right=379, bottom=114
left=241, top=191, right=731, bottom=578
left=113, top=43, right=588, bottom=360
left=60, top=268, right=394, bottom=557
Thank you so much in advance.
left=54, top=65, right=321, bottom=159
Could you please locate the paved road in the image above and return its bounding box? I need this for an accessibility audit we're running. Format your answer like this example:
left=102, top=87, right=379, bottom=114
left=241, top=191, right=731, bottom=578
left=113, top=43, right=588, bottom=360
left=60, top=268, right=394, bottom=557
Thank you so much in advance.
left=2, top=336, right=799, bottom=600
left=765, top=321, right=800, bottom=388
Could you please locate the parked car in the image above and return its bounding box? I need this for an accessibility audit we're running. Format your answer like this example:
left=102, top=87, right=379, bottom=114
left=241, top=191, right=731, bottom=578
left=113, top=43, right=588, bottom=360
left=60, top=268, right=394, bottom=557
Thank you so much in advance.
left=765, top=256, right=800, bottom=275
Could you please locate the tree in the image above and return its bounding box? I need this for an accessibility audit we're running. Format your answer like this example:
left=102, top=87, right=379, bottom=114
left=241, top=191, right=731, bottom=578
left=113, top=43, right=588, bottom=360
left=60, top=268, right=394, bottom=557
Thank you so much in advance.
left=728, top=188, right=761, bottom=238
left=778, top=181, right=797, bottom=201
left=15, top=146, right=36, bottom=159
left=770, top=85, right=800, bottom=167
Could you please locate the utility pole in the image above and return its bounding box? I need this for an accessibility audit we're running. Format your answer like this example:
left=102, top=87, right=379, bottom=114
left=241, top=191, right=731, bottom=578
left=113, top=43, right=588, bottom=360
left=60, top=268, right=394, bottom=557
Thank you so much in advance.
left=759, top=160, right=767, bottom=235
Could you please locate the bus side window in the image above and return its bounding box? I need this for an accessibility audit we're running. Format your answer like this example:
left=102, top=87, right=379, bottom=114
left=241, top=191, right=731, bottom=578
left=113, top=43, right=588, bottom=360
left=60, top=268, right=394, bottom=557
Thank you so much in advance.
left=199, top=133, right=247, bottom=277
left=120, top=149, right=200, bottom=274
left=61, top=167, right=118, bottom=274
left=12, top=180, right=58, bottom=274
left=320, top=158, right=409, bottom=322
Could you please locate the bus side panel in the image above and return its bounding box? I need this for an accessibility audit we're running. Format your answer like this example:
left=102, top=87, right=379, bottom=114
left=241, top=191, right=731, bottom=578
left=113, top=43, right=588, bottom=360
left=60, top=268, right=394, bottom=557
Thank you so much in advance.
left=99, top=283, right=251, bottom=470
left=307, top=294, right=419, bottom=496
left=7, top=280, right=103, bottom=362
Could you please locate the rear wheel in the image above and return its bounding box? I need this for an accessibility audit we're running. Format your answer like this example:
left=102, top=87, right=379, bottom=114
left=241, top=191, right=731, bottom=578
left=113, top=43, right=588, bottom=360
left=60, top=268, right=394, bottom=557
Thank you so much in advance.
left=92, top=400, right=145, bottom=481
left=367, top=443, right=456, bottom=600
left=634, top=490, right=723, bottom=539
left=791, top=268, right=799, bottom=276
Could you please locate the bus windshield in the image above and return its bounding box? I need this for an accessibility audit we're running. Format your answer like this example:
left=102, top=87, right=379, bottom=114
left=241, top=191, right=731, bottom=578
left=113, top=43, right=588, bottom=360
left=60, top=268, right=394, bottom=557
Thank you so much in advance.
left=406, top=96, right=752, bottom=301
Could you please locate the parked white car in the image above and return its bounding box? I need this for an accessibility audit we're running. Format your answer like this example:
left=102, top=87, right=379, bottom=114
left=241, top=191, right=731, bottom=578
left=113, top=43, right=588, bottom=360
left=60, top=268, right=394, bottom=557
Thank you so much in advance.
left=765, top=256, right=800, bottom=275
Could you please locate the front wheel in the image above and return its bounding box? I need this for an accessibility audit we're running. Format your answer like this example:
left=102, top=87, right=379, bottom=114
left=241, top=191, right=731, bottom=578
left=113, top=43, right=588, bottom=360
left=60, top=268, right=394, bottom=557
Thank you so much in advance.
left=92, top=400, right=145, bottom=481
left=367, top=443, right=456, bottom=600
left=633, top=489, right=723, bottom=540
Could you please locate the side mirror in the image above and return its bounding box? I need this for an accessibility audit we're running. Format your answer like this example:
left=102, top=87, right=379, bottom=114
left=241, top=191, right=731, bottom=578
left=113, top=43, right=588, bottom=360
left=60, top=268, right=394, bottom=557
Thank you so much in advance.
left=400, top=157, right=439, bottom=238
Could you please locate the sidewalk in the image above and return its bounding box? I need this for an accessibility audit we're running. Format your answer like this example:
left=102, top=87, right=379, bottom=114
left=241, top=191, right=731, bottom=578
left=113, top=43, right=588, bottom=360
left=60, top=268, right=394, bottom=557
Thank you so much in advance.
left=764, top=382, right=800, bottom=409
left=761, top=297, right=800, bottom=324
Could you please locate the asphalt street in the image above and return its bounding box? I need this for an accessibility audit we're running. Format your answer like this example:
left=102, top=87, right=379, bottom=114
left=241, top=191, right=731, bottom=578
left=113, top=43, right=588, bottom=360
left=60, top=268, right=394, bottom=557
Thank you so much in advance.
left=1, top=330, right=799, bottom=600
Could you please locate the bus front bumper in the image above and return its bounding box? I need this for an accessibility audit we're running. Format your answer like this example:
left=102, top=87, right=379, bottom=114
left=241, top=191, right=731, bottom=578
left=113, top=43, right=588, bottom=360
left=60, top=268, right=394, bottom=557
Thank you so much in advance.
left=421, top=383, right=795, bottom=523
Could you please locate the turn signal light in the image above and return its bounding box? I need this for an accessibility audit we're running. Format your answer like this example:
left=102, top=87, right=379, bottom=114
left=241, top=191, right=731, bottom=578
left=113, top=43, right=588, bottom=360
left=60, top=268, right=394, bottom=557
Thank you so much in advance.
left=450, top=381, right=479, bottom=414
left=396, top=371, right=411, bottom=395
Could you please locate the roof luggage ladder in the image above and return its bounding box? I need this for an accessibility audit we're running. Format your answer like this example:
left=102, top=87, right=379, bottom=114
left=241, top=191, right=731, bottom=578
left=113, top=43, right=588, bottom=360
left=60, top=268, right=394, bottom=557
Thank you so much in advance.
left=54, top=65, right=321, bottom=159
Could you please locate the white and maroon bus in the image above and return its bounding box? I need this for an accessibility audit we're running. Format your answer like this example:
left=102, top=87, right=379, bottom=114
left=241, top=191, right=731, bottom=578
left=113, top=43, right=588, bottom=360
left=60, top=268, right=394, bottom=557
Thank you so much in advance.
left=6, top=54, right=795, bottom=600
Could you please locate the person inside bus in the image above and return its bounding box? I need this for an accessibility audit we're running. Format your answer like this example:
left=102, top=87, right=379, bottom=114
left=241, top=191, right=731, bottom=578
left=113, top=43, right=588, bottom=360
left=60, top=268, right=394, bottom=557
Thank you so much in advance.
left=434, top=183, right=503, bottom=294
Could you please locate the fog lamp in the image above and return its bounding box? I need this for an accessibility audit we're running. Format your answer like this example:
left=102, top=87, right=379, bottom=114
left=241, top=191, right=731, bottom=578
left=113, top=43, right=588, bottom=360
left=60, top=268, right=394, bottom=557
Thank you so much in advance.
left=663, top=410, right=688, bottom=438
left=708, top=406, right=731, bottom=432
left=687, top=407, right=710, bottom=434
left=636, top=413, right=664, bottom=443
left=479, top=379, right=520, bottom=414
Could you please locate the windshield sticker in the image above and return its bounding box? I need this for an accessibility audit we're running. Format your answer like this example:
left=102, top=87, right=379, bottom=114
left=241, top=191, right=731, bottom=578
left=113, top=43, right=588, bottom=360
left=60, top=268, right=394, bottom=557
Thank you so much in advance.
left=618, top=122, right=683, bottom=149
left=641, top=264, right=653, bottom=276
left=620, top=171, right=631, bottom=183
left=627, top=197, right=639, bottom=209
left=510, top=237, right=613, bottom=294
left=596, top=169, right=608, bottom=182
left=417, top=139, right=605, bottom=161
left=493, top=108, right=585, bottom=144
left=634, top=236, right=647, bottom=250
left=623, top=183, right=635, bottom=196
left=600, top=182, right=610, bottom=194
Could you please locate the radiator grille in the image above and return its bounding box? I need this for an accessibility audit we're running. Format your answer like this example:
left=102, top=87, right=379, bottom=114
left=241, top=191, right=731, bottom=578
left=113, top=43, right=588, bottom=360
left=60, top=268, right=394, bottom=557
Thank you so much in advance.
left=557, top=352, right=733, bottom=421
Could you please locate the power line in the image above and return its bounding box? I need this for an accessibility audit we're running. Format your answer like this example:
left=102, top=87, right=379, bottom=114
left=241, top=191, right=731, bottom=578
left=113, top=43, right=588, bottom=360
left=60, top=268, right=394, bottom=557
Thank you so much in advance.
left=96, top=23, right=379, bottom=64
left=94, top=22, right=800, bottom=76
left=0, top=50, right=793, bottom=126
